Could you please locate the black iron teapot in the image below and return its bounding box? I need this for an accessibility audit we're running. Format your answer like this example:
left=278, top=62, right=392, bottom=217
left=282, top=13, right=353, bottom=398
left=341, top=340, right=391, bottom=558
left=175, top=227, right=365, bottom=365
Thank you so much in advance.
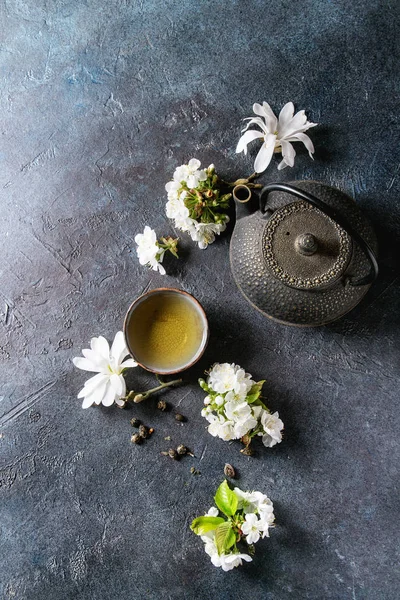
left=229, top=181, right=378, bottom=327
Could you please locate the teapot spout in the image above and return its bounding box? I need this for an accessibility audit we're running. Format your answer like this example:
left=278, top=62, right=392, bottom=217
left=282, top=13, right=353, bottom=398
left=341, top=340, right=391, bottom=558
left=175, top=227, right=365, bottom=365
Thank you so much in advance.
left=232, top=185, right=258, bottom=220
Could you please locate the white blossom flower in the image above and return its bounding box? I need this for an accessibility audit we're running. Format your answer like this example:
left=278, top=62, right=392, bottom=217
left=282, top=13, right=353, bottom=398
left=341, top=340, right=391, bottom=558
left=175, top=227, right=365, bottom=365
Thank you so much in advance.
left=73, top=332, right=137, bottom=409
left=233, top=488, right=261, bottom=514
left=261, top=410, right=284, bottom=447
left=134, top=226, right=166, bottom=275
left=241, top=513, right=264, bottom=544
left=170, top=158, right=207, bottom=188
left=225, top=400, right=253, bottom=424
left=236, top=101, right=317, bottom=173
left=165, top=159, right=228, bottom=249
left=190, top=220, right=228, bottom=250
left=258, top=508, right=275, bottom=538
left=201, top=405, right=214, bottom=421
left=203, top=537, right=252, bottom=571
left=233, top=416, right=258, bottom=439
left=208, top=363, right=238, bottom=394
left=212, top=551, right=252, bottom=572
left=206, top=507, right=219, bottom=517
left=208, top=415, right=235, bottom=441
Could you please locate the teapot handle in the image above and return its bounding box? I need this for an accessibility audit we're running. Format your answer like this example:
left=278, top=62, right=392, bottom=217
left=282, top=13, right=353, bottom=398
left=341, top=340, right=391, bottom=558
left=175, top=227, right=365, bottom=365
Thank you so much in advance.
left=259, top=183, right=378, bottom=287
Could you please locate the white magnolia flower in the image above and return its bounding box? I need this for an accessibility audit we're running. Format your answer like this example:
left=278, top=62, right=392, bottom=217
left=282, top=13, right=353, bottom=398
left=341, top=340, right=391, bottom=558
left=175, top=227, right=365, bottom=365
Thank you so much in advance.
left=134, top=226, right=166, bottom=275
left=241, top=513, right=263, bottom=544
left=73, top=332, right=137, bottom=409
left=236, top=101, right=318, bottom=173
left=190, top=220, right=228, bottom=250
left=261, top=410, right=284, bottom=448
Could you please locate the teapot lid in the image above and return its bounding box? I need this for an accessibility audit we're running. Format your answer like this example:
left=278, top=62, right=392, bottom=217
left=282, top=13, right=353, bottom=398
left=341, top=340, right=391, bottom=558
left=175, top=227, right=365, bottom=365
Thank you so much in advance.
left=263, top=201, right=352, bottom=289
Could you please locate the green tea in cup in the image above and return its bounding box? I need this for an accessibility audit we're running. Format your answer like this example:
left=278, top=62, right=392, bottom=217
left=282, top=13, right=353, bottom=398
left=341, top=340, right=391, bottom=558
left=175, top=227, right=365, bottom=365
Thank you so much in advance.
left=124, top=288, right=209, bottom=374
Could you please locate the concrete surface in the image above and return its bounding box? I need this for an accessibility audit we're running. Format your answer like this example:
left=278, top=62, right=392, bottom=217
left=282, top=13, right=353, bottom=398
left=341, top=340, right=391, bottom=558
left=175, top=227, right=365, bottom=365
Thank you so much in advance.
left=1, top=1, right=399, bottom=598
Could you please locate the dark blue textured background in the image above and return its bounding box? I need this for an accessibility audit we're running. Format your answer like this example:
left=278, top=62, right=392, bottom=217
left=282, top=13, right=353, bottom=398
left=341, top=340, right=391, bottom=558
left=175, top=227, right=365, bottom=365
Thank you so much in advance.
left=1, top=1, right=399, bottom=598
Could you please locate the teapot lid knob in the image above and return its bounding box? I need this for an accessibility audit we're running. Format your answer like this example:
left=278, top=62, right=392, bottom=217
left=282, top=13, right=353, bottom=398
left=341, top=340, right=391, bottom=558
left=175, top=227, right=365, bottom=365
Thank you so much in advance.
left=295, top=233, right=318, bottom=256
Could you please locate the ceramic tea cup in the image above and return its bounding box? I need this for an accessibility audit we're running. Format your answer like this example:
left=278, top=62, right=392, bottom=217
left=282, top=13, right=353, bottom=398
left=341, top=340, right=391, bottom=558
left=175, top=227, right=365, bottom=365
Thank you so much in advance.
left=123, top=287, right=209, bottom=375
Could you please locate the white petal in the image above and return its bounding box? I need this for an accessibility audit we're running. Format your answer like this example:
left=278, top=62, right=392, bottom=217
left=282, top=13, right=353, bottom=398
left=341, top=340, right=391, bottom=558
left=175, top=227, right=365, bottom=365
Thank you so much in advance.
left=279, top=110, right=316, bottom=139
left=111, top=331, right=129, bottom=365
left=82, top=349, right=108, bottom=368
left=72, top=357, right=103, bottom=373
left=77, top=373, right=108, bottom=398
left=241, top=117, right=269, bottom=135
left=110, top=373, right=125, bottom=396
left=90, top=336, right=110, bottom=360
left=82, top=395, right=95, bottom=409
left=236, top=130, right=264, bottom=154
left=277, top=158, right=289, bottom=170
left=262, top=102, right=278, bottom=131
left=278, top=102, right=295, bottom=130
left=134, top=232, right=143, bottom=244
left=253, top=102, right=277, bottom=132
left=81, top=378, right=108, bottom=408
left=157, top=262, right=166, bottom=275
left=186, top=175, right=197, bottom=188
left=115, top=397, right=125, bottom=407
left=280, top=140, right=296, bottom=168
left=286, top=132, right=315, bottom=157
left=254, top=133, right=276, bottom=173
left=120, top=357, right=138, bottom=369
left=188, top=158, right=201, bottom=170
left=101, top=382, right=117, bottom=407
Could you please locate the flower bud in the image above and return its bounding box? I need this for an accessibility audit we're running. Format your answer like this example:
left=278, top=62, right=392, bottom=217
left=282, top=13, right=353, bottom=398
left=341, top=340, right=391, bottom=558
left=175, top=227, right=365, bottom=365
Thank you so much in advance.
left=176, top=444, right=188, bottom=456
left=168, top=448, right=178, bottom=460
left=198, top=379, right=208, bottom=391
left=131, top=433, right=142, bottom=444
left=139, top=425, right=149, bottom=439
left=133, top=394, right=144, bottom=403
left=224, top=463, right=236, bottom=478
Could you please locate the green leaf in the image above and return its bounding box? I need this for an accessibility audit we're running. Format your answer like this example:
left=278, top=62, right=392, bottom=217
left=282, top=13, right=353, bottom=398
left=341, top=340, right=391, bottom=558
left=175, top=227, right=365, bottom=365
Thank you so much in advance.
left=249, top=380, right=265, bottom=396
left=190, top=516, right=225, bottom=536
left=246, top=381, right=266, bottom=403
left=214, top=522, right=236, bottom=555
left=214, top=480, right=238, bottom=517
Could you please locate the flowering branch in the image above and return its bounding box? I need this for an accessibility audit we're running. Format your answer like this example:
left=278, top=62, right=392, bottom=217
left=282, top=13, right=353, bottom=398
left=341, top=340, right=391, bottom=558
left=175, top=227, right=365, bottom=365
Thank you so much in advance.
left=122, top=378, right=183, bottom=404
left=135, top=226, right=179, bottom=275
left=199, top=363, right=284, bottom=454
left=220, top=172, right=263, bottom=189
left=191, top=480, right=275, bottom=571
